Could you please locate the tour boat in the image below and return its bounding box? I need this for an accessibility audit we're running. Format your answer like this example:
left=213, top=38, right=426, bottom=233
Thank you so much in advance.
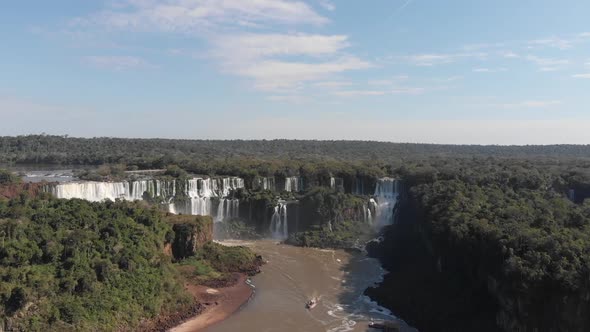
left=368, top=320, right=400, bottom=331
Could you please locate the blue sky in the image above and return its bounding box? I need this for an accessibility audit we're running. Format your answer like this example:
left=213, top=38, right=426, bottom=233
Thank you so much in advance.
left=1, top=0, right=590, bottom=144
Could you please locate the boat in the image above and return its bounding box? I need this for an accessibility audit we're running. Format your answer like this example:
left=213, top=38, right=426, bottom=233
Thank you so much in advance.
left=368, top=320, right=400, bottom=331
left=305, top=298, right=318, bottom=309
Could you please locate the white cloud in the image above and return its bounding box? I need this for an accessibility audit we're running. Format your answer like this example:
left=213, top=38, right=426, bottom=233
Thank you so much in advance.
left=572, top=73, right=590, bottom=79
left=332, top=87, right=424, bottom=97
left=501, top=100, right=562, bottom=108
left=83, top=55, right=153, bottom=70
left=318, top=0, right=335, bottom=11
left=368, top=79, right=395, bottom=86
left=78, top=0, right=328, bottom=31
left=235, top=57, right=372, bottom=91
left=527, top=32, right=590, bottom=50
left=461, top=43, right=505, bottom=51
left=267, top=95, right=311, bottom=103
left=332, top=90, right=386, bottom=97
left=391, top=52, right=487, bottom=66
left=499, top=51, right=519, bottom=58
left=528, top=37, right=574, bottom=50
left=212, top=33, right=349, bottom=61
left=473, top=67, right=507, bottom=73
left=209, top=33, right=372, bottom=91
left=313, top=81, right=353, bottom=88
left=402, top=54, right=454, bottom=66
left=525, top=55, right=569, bottom=71
left=77, top=2, right=370, bottom=93
left=367, top=76, right=408, bottom=86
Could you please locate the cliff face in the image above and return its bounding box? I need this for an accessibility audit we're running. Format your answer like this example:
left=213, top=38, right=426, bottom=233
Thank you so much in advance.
left=0, top=182, right=44, bottom=200
left=365, top=197, right=499, bottom=331
left=166, top=215, right=213, bottom=260
left=366, top=188, right=590, bottom=332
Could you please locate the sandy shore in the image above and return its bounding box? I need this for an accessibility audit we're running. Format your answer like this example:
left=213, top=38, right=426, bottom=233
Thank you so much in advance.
left=169, top=274, right=254, bottom=332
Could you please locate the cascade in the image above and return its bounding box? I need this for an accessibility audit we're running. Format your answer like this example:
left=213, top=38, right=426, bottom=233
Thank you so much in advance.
left=330, top=177, right=344, bottom=191
left=372, top=178, right=400, bottom=227
left=270, top=202, right=288, bottom=239
left=169, top=177, right=244, bottom=216
left=253, top=177, right=276, bottom=191
left=215, top=198, right=240, bottom=222
left=50, top=181, right=128, bottom=202
left=284, top=176, right=303, bottom=192
left=568, top=189, right=576, bottom=202
left=50, top=179, right=180, bottom=202
left=49, top=176, right=244, bottom=219
left=365, top=201, right=375, bottom=224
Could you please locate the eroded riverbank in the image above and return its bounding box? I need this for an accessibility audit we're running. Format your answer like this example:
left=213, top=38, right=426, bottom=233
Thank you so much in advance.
left=169, top=274, right=254, bottom=332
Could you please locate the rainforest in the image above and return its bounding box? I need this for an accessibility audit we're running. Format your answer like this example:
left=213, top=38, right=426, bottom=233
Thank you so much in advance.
left=0, top=135, right=589, bottom=331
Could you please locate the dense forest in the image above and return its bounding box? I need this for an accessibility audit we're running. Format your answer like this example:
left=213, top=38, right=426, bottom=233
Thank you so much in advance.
left=3, top=135, right=590, bottom=331
left=1, top=135, right=590, bottom=167
left=367, top=158, right=590, bottom=332
left=0, top=178, right=261, bottom=331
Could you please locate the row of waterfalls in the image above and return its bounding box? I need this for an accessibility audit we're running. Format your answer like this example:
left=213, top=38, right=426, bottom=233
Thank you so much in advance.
left=49, top=177, right=244, bottom=223
left=46, top=176, right=402, bottom=239
left=252, top=176, right=344, bottom=192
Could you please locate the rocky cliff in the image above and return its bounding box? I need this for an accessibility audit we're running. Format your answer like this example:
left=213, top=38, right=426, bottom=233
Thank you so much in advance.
left=166, top=214, right=213, bottom=260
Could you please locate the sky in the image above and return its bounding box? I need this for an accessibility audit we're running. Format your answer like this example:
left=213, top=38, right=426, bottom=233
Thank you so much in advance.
left=1, top=0, right=590, bottom=144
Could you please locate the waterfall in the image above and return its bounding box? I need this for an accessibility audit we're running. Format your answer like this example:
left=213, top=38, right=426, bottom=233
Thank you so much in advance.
left=568, top=189, right=576, bottom=202
left=270, top=202, right=288, bottom=239
left=169, top=177, right=244, bottom=217
left=372, top=178, right=400, bottom=227
left=253, top=177, right=275, bottom=191
left=330, top=177, right=344, bottom=191
left=284, top=176, right=302, bottom=192
left=49, top=176, right=244, bottom=219
left=216, top=198, right=240, bottom=222
left=364, top=200, right=375, bottom=224
left=49, top=181, right=128, bottom=202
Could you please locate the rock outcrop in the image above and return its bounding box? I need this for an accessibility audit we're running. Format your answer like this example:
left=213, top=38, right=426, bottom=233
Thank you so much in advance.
left=167, top=214, right=213, bottom=260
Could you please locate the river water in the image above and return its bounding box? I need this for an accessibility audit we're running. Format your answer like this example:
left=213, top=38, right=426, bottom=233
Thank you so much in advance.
left=206, top=240, right=413, bottom=332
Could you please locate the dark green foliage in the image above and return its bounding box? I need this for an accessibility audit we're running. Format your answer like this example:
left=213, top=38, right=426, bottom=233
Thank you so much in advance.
left=74, top=164, right=127, bottom=181
left=176, top=242, right=261, bottom=286
left=167, top=215, right=213, bottom=260
left=369, top=159, right=590, bottom=332
left=0, top=197, right=191, bottom=331
left=287, top=220, right=369, bottom=249
left=0, top=170, right=20, bottom=185
left=195, top=242, right=258, bottom=274
left=299, top=187, right=368, bottom=227
left=2, top=135, right=590, bottom=168
left=164, top=165, right=188, bottom=178
left=214, top=219, right=262, bottom=240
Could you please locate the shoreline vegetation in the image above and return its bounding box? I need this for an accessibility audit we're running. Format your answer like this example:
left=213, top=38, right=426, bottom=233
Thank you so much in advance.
left=169, top=273, right=253, bottom=332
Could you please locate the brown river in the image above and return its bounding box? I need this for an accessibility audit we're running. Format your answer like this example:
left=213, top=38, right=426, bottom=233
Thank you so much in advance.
left=205, top=240, right=415, bottom=332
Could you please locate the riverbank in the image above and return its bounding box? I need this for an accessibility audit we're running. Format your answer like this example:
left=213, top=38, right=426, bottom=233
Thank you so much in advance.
left=169, top=273, right=254, bottom=332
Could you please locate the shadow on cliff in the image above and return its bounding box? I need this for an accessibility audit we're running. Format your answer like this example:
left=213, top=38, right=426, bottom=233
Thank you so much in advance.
left=332, top=196, right=422, bottom=331
left=351, top=194, right=498, bottom=332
